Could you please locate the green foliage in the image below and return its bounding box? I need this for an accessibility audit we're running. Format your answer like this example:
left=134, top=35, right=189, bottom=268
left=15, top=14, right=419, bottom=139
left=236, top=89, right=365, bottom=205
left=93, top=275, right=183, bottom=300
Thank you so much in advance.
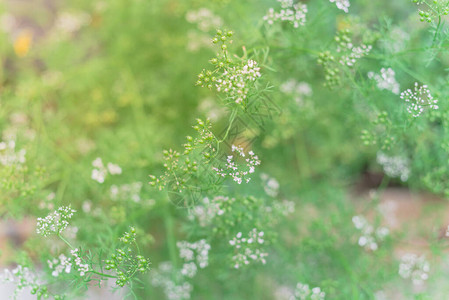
left=2, top=0, right=449, bottom=299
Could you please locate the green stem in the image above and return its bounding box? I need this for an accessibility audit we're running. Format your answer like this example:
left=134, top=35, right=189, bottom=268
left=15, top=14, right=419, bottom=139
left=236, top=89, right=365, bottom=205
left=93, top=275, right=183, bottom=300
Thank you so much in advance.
left=432, top=15, right=441, bottom=47
left=58, top=234, right=74, bottom=250
left=88, top=270, right=117, bottom=279
left=58, top=234, right=117, bottom=279
left=219, top=109, right=238, bottom=143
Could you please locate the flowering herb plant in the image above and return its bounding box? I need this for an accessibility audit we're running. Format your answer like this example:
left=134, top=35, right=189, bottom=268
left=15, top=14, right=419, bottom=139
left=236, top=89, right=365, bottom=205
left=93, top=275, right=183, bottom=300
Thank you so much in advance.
left=1, top=0, right=449, bottom=299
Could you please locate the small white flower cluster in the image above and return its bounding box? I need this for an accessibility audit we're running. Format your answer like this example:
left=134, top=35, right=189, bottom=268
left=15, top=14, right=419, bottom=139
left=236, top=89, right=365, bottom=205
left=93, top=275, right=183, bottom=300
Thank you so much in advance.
left=0, top=138, right=26, bottom=166
left=110, top=182, right=143, bottom=203
left=338, top=43, right=372, bottom=67
left=263, top=0, right=308, bottom=28
left=71, top=249, right=89, bottom=276
left=229, top=228, right=268, bottom=269
left=39, top=192, right=56, bottom=211
left=215, top=59, right=261, bottom=105
left=398, top=253, right=430, bottom=285
left=188, top=196, right=231, bottom=227
left=0, top=265, right=39, bottom=297
left=400, top=82, right=438, bottom=117
left=280, top=79, right=313, bottom=106
left=367, top=68, right=400, bottom=95
left=384, top=27, right=409, bottom=53
left=177, top=239, right=211, bottom=278
left=91, top=157, right=122, bottom=183
left=47, top=249, right=89, bottom=277
left=185, top=8, right=223, bottom=32
left=48, top=254, right=72, bottom=277
left=36, top=206, right=76, bottom=237
left=271, top=199, right=295, bottom=216
left=290, top=282, right=326, bottom=300
left=261, top=173, right=280, bottom=197
left=352, top=215, right=389, bottom=251
left=213, top=145, right=261, bottom=184
left=54, top=12, right=90, bottom=34
left=329, top=0, right=350, bottom=13
left=376, top=152, right=410, bottom=182
left=151, top=262, right=193, bottom=300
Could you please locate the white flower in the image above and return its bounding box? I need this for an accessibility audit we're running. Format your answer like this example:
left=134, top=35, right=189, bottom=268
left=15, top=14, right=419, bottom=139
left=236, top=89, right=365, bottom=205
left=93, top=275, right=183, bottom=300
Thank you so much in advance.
left=151, top=262, right=194, bottom=300
left=213, top=145, right=261, bottom=184
left=291, top=282, right=326, bottom=300
left=229, top=229, right=268, bottom=268
left=91, top=157, right=122, bottom=183
left=352, top=215, right=389, bottom=251
left=263, top=1, right=308, bottom=28
left=214, top=60, right=262, bottom=104
left=0, top=137, right=26, bottom=166
left=329, top=0, right=350, bottom=13
left=376, top=152, right=410, bottom=182
left=177, top=239, right=211, bottom=269
left=400, top=82, right=438, bottom=117
left=36, top=206, right=76, bottom=237
left=367, top=68, right=400, bottom=95
left=91, top=168, right=106, bottom=183
left=55, top=12, right=90, bottom=34
left=261, top=173, right=280, bottom=197
left=109, top=182, right=142, bottom=202
left=107, top=163, right=122, bottom=175
left=339, top=44, right=372, bottom=67
left=181, top=262, right=198, bottom=278
left=188, top=196, right=231, bottom=226
left=399, top=253, right=430, bottom=285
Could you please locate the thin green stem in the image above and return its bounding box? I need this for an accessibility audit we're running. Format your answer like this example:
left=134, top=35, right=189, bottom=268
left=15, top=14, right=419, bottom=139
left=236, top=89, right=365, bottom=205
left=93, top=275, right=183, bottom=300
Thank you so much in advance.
left=88, top=270, right=117, bottom=279
left=432, top=15, right=442, bottom=47
left=219, top=109, right=238, bottom=143
left=58, top=233, right=75, bottom=250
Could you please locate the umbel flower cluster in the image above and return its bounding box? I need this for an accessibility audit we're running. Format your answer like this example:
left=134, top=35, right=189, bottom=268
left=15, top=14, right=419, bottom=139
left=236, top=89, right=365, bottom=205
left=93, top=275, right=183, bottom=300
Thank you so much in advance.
left=400, top=82, right=438, bottom=117
left=280, top=79, right=313, bottom=107
left=36, top=206, right=76, bottom=237
left=367, top=68, right=400, bottom=95
left=47, top=249, right=89, bottom=277
left=213, top=145, right=261, bottom=184
left=177, top=239, right=211, bottom=277
left=229, top=228, right=268, bottom=269
left=151, top=262, right=193, bottom=300
left=196, top=29, right=262, bottom=107
left=151, top=240, right=211, bottom=299
left=214, top=59, right=262, bottom=105
left=188, top=196, right=227, bottom=227
left=335, top=30, right=372, bottom=67
left=91, top=157, right=122, bottom=183
left=329, top=0, right=350, bottom=13
left=352, top=215, right=389, bottom=251
left=263, top=0, right=308, bottom=28
left=376, top=152, right=410, bottom=182
left=398, top=253, right=430, bottom=285
left=0, top=138, right=26, bottom=166
left=318, top=29, right=371, bottom=88
left=291, top=282, right=326, bottom=300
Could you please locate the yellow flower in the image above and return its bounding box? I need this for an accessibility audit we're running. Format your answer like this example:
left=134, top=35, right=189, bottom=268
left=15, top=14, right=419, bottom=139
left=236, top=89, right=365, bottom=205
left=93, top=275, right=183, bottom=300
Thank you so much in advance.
left=14, top=30, right=33, bottom=57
